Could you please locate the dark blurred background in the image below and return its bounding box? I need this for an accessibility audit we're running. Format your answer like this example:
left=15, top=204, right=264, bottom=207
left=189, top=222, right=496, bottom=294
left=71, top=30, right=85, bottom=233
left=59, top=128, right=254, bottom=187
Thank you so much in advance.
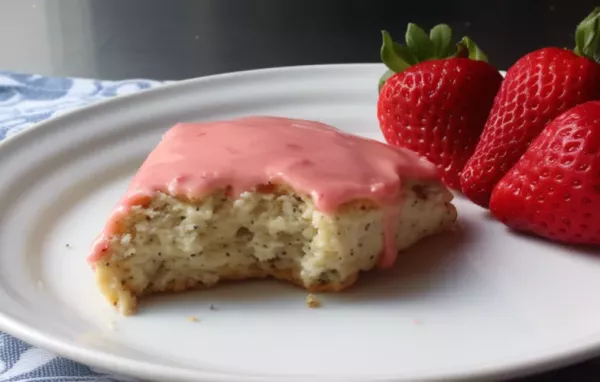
left=0, top=0, right=596, bottom=80
left=2, top=0, right=600, bottom=381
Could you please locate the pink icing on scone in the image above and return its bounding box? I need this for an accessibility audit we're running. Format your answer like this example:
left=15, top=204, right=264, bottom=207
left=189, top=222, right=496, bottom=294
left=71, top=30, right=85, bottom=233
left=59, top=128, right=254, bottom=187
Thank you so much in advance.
left=89, top=116, right=440, bottom=268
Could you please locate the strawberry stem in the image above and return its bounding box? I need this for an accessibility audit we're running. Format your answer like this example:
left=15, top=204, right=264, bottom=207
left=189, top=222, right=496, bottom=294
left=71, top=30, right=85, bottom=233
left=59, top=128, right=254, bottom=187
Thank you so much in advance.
left=574, top=7, right=600, bottom=63
left=379, top=23, right=488, bottom=91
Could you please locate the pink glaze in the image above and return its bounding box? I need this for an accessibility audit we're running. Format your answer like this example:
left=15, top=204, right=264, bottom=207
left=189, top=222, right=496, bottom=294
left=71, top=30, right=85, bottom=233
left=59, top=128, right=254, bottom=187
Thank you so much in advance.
left=90, top=116, right=440, bottom=268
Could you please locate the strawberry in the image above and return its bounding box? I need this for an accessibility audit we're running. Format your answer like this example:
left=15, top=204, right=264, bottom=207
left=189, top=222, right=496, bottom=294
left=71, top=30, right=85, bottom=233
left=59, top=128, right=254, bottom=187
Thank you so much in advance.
left=461, top=8, right=600, bottom=208
left=377, top=23, right=502, bottom=189
left=490, top=101, right=600, bottom=245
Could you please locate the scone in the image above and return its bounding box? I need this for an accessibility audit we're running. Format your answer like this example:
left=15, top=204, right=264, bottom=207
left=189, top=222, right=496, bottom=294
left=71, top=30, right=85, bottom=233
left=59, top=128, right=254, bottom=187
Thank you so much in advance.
left=89, top=116, right=457, bottom=315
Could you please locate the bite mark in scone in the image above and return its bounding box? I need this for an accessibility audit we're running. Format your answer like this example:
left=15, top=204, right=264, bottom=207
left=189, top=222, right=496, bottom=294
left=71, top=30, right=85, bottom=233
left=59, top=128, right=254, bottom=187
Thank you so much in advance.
left=89, top=116, right=457, bottom=315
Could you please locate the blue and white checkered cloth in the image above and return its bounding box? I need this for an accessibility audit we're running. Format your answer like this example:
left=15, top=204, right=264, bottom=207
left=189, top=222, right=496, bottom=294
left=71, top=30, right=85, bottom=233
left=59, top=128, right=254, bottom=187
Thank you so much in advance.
left=0, top=71, right=163, bottom=382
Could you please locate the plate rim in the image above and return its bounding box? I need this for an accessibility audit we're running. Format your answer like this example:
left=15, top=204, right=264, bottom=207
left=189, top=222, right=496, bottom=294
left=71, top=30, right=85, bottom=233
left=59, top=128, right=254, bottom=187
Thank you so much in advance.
left=0, top=63, right=598, bottom=382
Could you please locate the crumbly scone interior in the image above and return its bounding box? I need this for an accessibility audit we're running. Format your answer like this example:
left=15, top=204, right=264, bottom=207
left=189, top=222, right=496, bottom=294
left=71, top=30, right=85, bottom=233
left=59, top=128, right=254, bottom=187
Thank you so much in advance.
left=95, top=181, right=456, bottom=315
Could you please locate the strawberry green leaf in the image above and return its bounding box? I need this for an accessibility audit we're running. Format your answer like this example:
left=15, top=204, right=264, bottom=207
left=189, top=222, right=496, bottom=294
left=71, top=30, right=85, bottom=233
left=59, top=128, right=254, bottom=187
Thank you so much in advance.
left=380, top=30, right=413, bottom=73
left=393, top=42, right=419, bottom=65
left=430, top=24, right=453, bottom=58
left=379, top=30, right=418, bottom=91
left=575, top=7, right=600, bottom=63
left=378, top=23, right=490, bottom=91
left=378, top=69, right=395, bottom=92
left=456, top=37, right=488, bottom=62
left=405, top=23, right=434, bottom=61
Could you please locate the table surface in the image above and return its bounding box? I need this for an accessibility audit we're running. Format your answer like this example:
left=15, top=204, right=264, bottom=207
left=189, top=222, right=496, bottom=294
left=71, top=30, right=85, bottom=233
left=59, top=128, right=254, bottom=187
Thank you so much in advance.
left=1, top=0, right=600, bottom=381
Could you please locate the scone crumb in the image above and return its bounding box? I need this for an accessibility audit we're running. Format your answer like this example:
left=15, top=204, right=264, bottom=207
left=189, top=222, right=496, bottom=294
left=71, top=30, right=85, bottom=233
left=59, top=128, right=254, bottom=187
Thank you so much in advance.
left=306, top=293, right=321, bottom=308
left=187, top=315, right=199, bottom=322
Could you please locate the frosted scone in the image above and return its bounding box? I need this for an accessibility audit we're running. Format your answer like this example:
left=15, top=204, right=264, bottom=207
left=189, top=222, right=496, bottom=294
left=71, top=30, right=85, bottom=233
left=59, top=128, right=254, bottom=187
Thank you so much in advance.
left=89, top=116, right=457, bottom=315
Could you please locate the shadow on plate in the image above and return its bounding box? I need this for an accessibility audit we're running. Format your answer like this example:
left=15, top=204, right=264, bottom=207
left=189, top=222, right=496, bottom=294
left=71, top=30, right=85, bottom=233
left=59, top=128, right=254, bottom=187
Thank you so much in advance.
left=335, top=219, right=471, bottom=303
left=468, top=201, right=600, bottom=258
left=499, top=226, right=600, bottom=258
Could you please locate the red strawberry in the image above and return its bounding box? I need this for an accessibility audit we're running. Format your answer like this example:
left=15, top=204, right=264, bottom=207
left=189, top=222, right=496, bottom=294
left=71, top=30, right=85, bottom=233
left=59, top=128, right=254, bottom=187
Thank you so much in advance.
left=377, top=23, right=502, bottom=189
left=461, top=8, right=600, bottom=208
left=490, top=101, right=600, bottom=245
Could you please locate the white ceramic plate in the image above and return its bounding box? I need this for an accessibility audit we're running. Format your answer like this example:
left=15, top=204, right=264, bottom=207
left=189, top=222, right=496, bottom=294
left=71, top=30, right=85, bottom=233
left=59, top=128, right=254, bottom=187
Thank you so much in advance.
left=1, top=64, right=600, bottom=382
